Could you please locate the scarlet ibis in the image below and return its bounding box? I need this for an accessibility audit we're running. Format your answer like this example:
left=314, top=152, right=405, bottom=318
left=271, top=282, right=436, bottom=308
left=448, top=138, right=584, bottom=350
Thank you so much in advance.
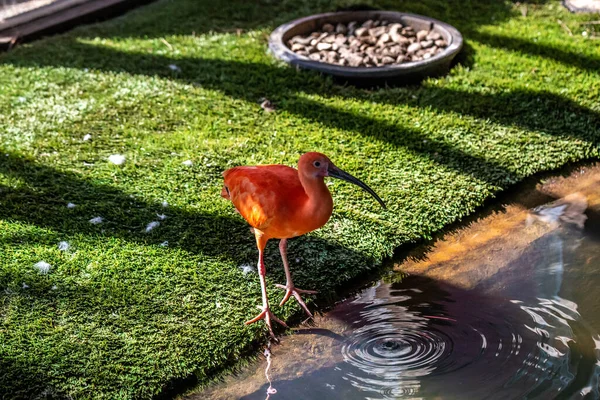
left=221, top=152, right=386, bottom=337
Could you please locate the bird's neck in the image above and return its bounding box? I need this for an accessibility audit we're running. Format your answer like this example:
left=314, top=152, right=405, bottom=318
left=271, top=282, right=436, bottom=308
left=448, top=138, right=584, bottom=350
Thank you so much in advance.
left=299, top=174, right=334, bottom=224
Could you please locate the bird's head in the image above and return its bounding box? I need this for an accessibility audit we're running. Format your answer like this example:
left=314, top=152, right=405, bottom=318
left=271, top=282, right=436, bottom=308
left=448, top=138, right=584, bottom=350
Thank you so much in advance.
left=298, top=152, right=386, bottom=209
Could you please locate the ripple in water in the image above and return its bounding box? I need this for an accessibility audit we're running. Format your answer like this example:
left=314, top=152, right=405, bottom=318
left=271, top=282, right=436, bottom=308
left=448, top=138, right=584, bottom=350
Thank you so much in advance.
left=342, top=323, right=452, bottom=398
left=334, top=276, right=596, bottom=400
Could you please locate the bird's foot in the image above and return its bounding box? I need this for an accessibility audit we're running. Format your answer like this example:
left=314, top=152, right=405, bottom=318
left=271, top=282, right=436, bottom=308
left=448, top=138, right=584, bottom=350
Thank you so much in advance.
left=245, top=305, right=288, bottom=339
left=275, top=284, right=318, bottom=319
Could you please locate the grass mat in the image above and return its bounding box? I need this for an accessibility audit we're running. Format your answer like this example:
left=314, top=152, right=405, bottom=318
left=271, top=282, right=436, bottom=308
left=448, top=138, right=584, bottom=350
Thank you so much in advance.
left=0, top=0, right=599, bottom=398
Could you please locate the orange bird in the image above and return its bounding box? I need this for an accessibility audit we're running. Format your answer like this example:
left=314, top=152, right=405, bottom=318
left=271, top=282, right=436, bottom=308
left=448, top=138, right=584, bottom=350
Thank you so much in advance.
left=221, top=152, right=385, bottom=337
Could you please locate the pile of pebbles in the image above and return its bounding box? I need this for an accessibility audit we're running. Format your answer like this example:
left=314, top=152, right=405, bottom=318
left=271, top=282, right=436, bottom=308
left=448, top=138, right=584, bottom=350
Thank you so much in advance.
left=287, top=19, right=448, bottom=67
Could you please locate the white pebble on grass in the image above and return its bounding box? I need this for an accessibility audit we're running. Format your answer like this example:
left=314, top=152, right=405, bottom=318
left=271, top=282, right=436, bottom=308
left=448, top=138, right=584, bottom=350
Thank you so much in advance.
left=168, top=64, right=181, bottom=72
left=159, top=241, right=169, bottom=247
left=157, top=213, right=167, bottom=220
left=34, top=261, right=51, bottom=274
left=108, top=154, right=126, bottom=165
left=22, top=283, right=29, bottom=289
left=51, top=285, right=57, bottom=290
left=145, top=221, right=160, bottom=232
left=67, top=202, right=76, bottom=209
left=182, top=160, right=193, bottom=166
left=83, top=134, right=92, bottom=141
left=240, top=264, right=256, bottom=275
left=161, top=201, right=169, bottom=208
left=58, top=241, right=70, bottom=251
left=89, top=216, right=104, bottom=224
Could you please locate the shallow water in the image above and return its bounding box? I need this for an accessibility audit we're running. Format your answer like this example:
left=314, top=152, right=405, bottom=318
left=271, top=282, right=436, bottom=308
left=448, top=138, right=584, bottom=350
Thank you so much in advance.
left=197, top=167, right=600, bottom=400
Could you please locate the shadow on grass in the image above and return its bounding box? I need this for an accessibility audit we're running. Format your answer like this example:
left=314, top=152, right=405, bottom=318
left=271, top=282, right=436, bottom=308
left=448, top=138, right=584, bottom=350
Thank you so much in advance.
left=70, top=0, right=548, bottom=41
left=70, top=0, right=595, bottom=78
left=3, top=42, right=600, bottom=185
left=470, top=31, right=600, bottom=73
left=0, top=150, right=378, bottom=294
left=0, top=150, right=381, bottom=399
left=0, top=151, right=251, bottom=258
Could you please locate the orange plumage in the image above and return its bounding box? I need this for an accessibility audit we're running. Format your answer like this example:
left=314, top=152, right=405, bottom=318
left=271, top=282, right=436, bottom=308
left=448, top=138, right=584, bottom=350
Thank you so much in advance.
left=222, top=152, right=385, bottom=338
left=222, top=164, right=332, bottom=240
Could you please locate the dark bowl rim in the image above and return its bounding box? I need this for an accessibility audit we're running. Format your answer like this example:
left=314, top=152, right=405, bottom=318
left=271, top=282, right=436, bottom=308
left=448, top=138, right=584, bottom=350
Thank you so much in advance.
left=268, top=10, right=464, bottom=77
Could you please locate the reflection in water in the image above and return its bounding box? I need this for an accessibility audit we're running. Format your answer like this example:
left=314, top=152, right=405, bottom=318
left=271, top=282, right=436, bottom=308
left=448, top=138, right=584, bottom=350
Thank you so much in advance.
left=334, top=277, right=569, bottom=399
left=264, top=343, right=277, bottom=399
left=198, top=191, right=600, bottom=400
left=519, top=195, right=600, bottom=400
left=329, top=194, right=599, bottom=399
left=341, top=283, right=444, bottom=398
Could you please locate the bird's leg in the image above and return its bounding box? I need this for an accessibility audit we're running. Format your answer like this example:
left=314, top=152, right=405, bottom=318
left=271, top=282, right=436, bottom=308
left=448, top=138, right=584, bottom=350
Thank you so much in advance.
left=275, top=239, right=318, bottom=319
left=245, top=234, right=288, bottom=339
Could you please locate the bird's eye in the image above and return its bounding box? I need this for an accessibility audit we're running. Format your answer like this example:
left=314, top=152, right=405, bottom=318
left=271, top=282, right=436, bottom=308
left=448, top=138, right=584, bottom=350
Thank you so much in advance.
left=313, top=161, right=321, bottom=168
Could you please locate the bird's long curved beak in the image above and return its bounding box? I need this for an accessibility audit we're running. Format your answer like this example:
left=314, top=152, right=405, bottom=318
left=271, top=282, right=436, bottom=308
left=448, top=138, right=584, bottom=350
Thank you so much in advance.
left=327, top=165, right=386, bottom=209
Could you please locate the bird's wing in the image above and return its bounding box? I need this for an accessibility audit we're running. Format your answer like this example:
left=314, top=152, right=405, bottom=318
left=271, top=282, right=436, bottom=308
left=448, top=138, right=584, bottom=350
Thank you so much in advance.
left=222, top=165, right=303, bottom=230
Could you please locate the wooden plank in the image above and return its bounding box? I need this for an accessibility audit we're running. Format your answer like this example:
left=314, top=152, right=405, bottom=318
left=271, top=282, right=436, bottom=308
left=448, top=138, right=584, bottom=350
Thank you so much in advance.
left=0, top=0, right=154, bottom=51
left=0, top=0, right=58, bottom=23
left=0, top=0, right=89, bottom=31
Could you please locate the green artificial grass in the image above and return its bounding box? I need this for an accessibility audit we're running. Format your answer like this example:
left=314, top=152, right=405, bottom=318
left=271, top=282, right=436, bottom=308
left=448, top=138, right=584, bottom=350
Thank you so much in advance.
left=0, top=0, right=599, bottom=398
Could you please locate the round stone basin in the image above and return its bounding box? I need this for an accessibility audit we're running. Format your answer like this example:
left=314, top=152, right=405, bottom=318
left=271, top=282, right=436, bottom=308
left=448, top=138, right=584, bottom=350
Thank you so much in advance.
left=269, top=10, right=464, bottom=85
